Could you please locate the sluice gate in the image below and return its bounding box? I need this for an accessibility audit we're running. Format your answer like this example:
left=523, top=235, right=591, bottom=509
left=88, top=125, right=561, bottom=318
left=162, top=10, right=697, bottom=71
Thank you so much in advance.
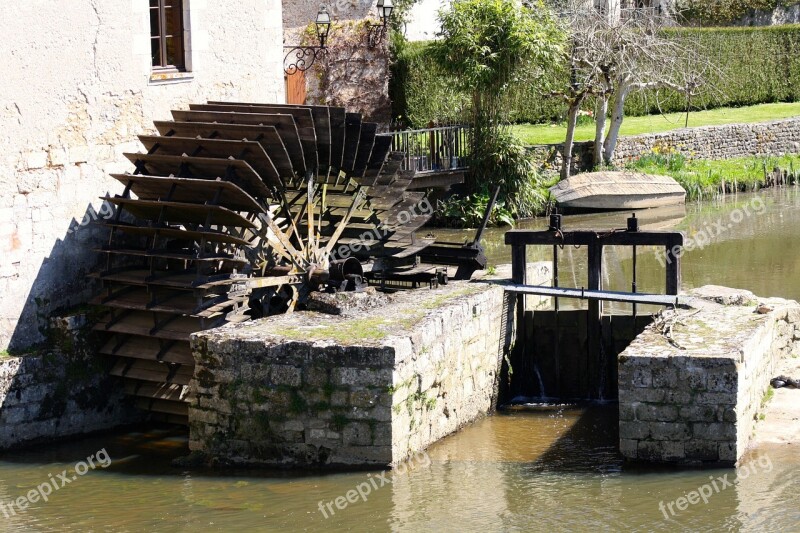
left=502, top=214, right=684, bottom=402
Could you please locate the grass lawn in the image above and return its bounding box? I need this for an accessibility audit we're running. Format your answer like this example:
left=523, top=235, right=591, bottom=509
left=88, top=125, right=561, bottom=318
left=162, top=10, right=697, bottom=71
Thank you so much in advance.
left=512, top=102, right=800, bottom=145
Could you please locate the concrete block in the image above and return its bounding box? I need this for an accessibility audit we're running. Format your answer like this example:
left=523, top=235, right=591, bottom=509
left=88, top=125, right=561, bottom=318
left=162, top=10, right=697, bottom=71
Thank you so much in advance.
left=685, top=439, right=720, bottom=461
left=706, top=372, right=737, bottom=393
left=48, top=148, right=68, bottom=167
left=695, top=392, right=736, bottom=405
left=618, top=403, right=636, bottom=422
left=718, top=442, right=737, bottom=462
left=350, top=389, right=379, bottom=408
left=638, top=440, right=684, bottom=462
left=303, top=366, right=328, bottom=387
left=679, top=405, right=718, bottom=422
left=282, top=420, right=304, bottom=432
left=331, top=367, right=391, bottom=387
left=652, top=367, right=678, bottom=388
left=620, top=388, right=665, bottom=403
left=619, top=439, right=638, bottom=458
left=329, top=390, right=349, bottom=407
left=679, top=367, right=707, bottom=391
left=631, top=368, right=652, bottom=388
left=342, top=422, right=372, bottom=446
left=619, top=421, right=650, bottom=440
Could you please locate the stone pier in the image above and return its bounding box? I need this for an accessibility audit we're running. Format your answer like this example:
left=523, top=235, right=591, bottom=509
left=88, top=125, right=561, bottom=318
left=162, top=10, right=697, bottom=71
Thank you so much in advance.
left=0, top=312, right=139, bottom=449
left=618, top=286, right=800, bottom=465
left=188, top=265, right=550, bottom=467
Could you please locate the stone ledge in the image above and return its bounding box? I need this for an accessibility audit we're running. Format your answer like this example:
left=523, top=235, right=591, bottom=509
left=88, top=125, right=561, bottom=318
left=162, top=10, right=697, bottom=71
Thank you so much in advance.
left=618, top=285, right=800, bottom=465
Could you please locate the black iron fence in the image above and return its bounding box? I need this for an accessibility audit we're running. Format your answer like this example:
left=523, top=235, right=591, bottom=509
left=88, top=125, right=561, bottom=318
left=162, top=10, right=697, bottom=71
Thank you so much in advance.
left=380, top=125, right=471, bottom=174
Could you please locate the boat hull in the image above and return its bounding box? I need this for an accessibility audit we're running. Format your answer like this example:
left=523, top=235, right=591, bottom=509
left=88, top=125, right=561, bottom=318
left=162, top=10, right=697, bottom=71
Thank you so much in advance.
left=550, top=171, right=686, bottom=210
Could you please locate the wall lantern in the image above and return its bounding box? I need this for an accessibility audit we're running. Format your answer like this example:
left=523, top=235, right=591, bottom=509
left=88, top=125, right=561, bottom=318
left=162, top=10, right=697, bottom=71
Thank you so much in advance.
left=366, top=0, right=393, bottom=48
left=284, top=6, right=332, bottom=75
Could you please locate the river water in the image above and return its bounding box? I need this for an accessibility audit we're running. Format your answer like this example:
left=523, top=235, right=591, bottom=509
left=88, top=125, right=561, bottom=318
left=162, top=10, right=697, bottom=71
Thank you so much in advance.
left=2, top=189, right=799, bottom=532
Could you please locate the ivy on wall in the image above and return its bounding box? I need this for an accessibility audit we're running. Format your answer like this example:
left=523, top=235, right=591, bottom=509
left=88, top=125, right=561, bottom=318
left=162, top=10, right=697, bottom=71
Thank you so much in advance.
left=305, top=20, right=392, bottom=124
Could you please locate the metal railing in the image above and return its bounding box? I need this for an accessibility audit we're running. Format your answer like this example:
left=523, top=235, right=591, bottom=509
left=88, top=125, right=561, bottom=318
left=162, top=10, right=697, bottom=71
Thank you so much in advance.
left=380, top=125, right=471, bottom=174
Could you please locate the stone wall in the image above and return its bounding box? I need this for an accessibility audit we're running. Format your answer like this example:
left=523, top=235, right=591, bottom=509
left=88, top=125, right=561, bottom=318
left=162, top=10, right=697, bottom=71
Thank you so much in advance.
left=0, top=312, right=139, bottom=449
left=612, top=118, right=800, bottom=164
left=529, top=117, right=800, bottom=172
left=618, top=286, right=800, bottom=465
left=737, top=5, right=800, bottom=25
left=305, top=22, right=391, bottom=125
left=1, top=0, right=285, bottom=352
left=188, top=269, right=549, bottom=467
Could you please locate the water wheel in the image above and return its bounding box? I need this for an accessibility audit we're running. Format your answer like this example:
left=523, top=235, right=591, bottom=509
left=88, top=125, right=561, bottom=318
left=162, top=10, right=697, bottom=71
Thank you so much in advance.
left=91, top=102, right=468, bottom=424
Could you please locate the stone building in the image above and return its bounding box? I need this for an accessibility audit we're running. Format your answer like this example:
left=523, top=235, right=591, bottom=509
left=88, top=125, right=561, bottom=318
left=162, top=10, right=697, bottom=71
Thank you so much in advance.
left=0, top=0, right=285, bottom=352
left=282, top=0, right=392, bottom=122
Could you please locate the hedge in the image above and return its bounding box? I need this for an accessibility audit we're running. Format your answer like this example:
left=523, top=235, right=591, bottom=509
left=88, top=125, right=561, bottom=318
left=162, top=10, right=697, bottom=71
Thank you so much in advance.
left=390, top=25, right=800, bottom=127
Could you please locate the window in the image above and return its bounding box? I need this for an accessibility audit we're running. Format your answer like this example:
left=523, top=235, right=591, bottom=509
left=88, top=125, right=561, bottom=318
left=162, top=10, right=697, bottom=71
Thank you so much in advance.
left=150, top=0, right=185, bottom=71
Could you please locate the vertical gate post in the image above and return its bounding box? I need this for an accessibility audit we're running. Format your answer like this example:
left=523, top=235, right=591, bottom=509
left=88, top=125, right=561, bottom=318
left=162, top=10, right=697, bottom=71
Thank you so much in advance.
left=587, top=240, right=603, bottom=399
left=510, top=243, right=528, bottom=396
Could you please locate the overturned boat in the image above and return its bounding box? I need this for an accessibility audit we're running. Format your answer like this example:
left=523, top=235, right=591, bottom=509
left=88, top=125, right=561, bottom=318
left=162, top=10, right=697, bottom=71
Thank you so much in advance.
left=550, top=171, right=686, bottom=211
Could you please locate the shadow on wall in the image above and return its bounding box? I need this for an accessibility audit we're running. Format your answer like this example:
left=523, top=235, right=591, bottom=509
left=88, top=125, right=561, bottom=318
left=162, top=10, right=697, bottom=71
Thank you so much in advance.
left=7, top=198, right=112, bottom=352
left=1, top=198, right=142, bottom=449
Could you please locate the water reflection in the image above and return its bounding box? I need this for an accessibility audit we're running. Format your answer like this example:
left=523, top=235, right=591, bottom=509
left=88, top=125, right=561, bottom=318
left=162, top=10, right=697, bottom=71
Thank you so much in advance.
left=0, top=411, right=798, bottom=531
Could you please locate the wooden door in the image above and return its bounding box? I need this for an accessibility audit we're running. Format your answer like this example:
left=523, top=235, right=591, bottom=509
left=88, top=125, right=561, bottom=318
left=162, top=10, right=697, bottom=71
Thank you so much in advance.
left=285, top=71, right=306, bottom=105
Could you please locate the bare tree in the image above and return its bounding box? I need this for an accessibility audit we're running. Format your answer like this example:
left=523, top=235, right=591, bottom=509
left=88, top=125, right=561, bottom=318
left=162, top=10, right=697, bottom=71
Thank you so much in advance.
left=553, top=0, right=714, bottom=178
left=548, top=3, right=610, bottom=179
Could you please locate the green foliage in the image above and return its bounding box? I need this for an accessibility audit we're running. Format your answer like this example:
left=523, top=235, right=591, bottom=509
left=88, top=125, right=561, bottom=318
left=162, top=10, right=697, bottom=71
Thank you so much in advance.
left=392, top=26, right=800, bottom=127
left=469, top=129, right=553, bottom=217
left=430, top=0, right=564, bottom=97
left=389, top=37, right=470, bottom=126
left=331, top=414, right=348, bottom=431
left=626, top=149, right=800, bottom=200
left=432, top=131, right=555, bottom=226
left=628, top=25, right=800, bottom=116
left=414, top=0, right=562, bottom=225
left=289, top=390, right=307, bottom=414
left=434, top=192, right=514, bottom=227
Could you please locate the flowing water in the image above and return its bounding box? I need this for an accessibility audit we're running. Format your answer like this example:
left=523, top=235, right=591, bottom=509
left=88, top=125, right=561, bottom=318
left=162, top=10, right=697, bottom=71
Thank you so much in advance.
left=2, top=188, right=800, bottom=532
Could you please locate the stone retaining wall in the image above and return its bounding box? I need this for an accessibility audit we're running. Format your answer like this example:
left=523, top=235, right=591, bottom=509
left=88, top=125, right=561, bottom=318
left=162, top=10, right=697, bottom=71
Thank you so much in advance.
left=188, top=266, right=550, bottom=467
left=618, top=286, right=800, bottom=465
left=0, top=314, right=138, bottom=449
left=529, top=117, right=800, bottom=173
left=612, top=118, right=800, bottom=164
